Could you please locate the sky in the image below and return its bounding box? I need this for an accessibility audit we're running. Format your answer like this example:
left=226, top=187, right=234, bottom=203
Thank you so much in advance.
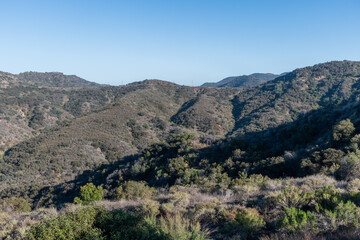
left=0, top=0, right=359, bottom=86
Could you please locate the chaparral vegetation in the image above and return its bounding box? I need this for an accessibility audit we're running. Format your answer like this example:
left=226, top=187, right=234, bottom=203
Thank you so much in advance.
left=1, top=61, right=360, bottom=239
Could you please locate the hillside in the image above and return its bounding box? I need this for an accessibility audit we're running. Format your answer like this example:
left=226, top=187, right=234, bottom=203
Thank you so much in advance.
left=2, top=61, right=360, bottom=239
left=0, top=61, right=359, bottom=189
left=17, top=71, right=100, bottom=88
left=0, top=80, right=239, bottom=192
left=0, top=71, right=100, bottom=89
left=0, top=71, right=141, bottom=154
left=231, top=60, right=360, bottom=135
left=202, top=73, right=280, bottom=88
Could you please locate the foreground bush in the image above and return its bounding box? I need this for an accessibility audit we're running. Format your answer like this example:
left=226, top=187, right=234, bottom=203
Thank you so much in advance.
left=95, top=209, right=170, bottom=240
left=158, top=215, right=208, bottom=240
left=322, top=201, right=360, bottom=231
left=24, top=206, right=208, bottom=240
left=224, top=207, right=266, bottom=239
left=0, top=212, right=17, bottom=239
left=279, top=208, right=316, bottom=233
left=0, top=197, right=31, bottom=212
left=24, top=207, right=102, bottom=240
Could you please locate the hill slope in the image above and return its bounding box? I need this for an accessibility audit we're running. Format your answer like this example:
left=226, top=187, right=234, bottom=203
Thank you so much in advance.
left=0, top=81, right=238, bottom=190
left=0, top=71, right=137, bottom=153
left=202, top=73, right=280, bottom=88
left=231, top=60, right=360, bottom=135
left=17, top=71, right=100, bottom=88
left=1, top=60, right=360, bottom=208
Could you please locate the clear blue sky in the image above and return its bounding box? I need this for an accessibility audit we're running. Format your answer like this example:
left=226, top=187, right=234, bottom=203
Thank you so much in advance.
left=1, top=0, right=359, bottom=86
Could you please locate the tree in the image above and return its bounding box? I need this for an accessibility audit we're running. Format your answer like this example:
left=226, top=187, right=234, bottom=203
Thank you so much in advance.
left=332, top=119, right=355, bottom=143
left=74, top=183, right=103, bottom=205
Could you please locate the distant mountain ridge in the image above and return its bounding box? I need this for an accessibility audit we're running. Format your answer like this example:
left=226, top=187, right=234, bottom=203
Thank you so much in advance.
left=0, top=71, right=100, bottom=88
left=17, top=71, right=100, bottom=88
left=202, top=73, right=284, bottom=88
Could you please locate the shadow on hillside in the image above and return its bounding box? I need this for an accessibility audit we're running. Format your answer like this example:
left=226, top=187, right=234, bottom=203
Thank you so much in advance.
left=32, top=154, right=140, bottom=208
left=32, top=98, right=360, bottom=208
left=226, top=98, right=360, bottom=174
left=228, top=94, right=274, bottom=136
left=170, top=98, right=198, bottom=123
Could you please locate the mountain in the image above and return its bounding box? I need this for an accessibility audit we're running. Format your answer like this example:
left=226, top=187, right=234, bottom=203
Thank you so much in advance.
left=231, top=61, right=360, bottom=134
left=0, top=71, right=118, bottom=154
left=202, top=73, right=281, bottom=88
left=17, top=71, right=100, bottom=88
left=0, top=71, right=100, bottom=89
left=2, top=61, right=360, bottom=239
left=1, top=60, right=359, bottom=191
left=0, top=80, right=239, bottom=190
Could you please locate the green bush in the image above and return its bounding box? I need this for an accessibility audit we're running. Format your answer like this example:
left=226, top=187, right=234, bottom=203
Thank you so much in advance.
left=25, top=206, right=208, bottom=240
left=279, top=207, right=316, bottom=233
left=332, top=119, right=355, bottom=143
left=115, top=181, right=156, bottom=200
left=233, top=208, right=265, bottom=234
left=95, top=209, right=170, bottom=240
left=74, top=183, right=103, bottom=205
left=310, top=185, right=342, bottom=212
left=231, top=172, right=269, bottom=187
left=324, top=201, right=360, bottom=230
left=24, top=207, right=102, bottom=240
left=225, top=207, right=265, bottom=238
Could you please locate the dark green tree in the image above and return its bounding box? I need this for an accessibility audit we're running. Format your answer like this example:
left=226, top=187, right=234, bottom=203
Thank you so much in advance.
left=332, top=119, right=355, bottom=143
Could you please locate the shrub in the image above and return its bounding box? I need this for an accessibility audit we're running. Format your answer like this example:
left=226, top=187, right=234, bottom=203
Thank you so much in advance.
left=0, top=197, right=31, bottom=212
left=161, top=192, right=190, bottom=215
left=159, top=214, right=209, bottom=240
left=347, top=178, right=360, bottom=192
left=233, top=208, right=266, bottom=234
left=200, top=165, right=231, bottom=191
left=74, top=183, right=103, bottom=205
left=24, top=207, right=102, bottom=240
left=279, top=208, right=316, bottom=233
left=95, top=209, right=170, bottom=240
left=332, top=119, right=355, bottom=143
left=337, top=153, right=360, bottom=181
left=267, top=186, right=309, bottom=211
left=24, top=204, right=209, bottom=240
left=115, top=181, right=156, bottom=200
left=317, top=201, right=360, bottom=233
left=169, top=192, right=190, bottom=211
left=193, top=202, right=226, bottom=224
left=231, top=172, right=269, bottom=187
left=140, top=199, right=161, bottom=216
left=24, top=207, right=171, bottom=240
left=224, top=207, right=265, bottom=239
left=0, top=212, right=17, bottom=239
left=310, top=185, right=342, bottom=212
left=327, top=201, right=360, bottom=229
